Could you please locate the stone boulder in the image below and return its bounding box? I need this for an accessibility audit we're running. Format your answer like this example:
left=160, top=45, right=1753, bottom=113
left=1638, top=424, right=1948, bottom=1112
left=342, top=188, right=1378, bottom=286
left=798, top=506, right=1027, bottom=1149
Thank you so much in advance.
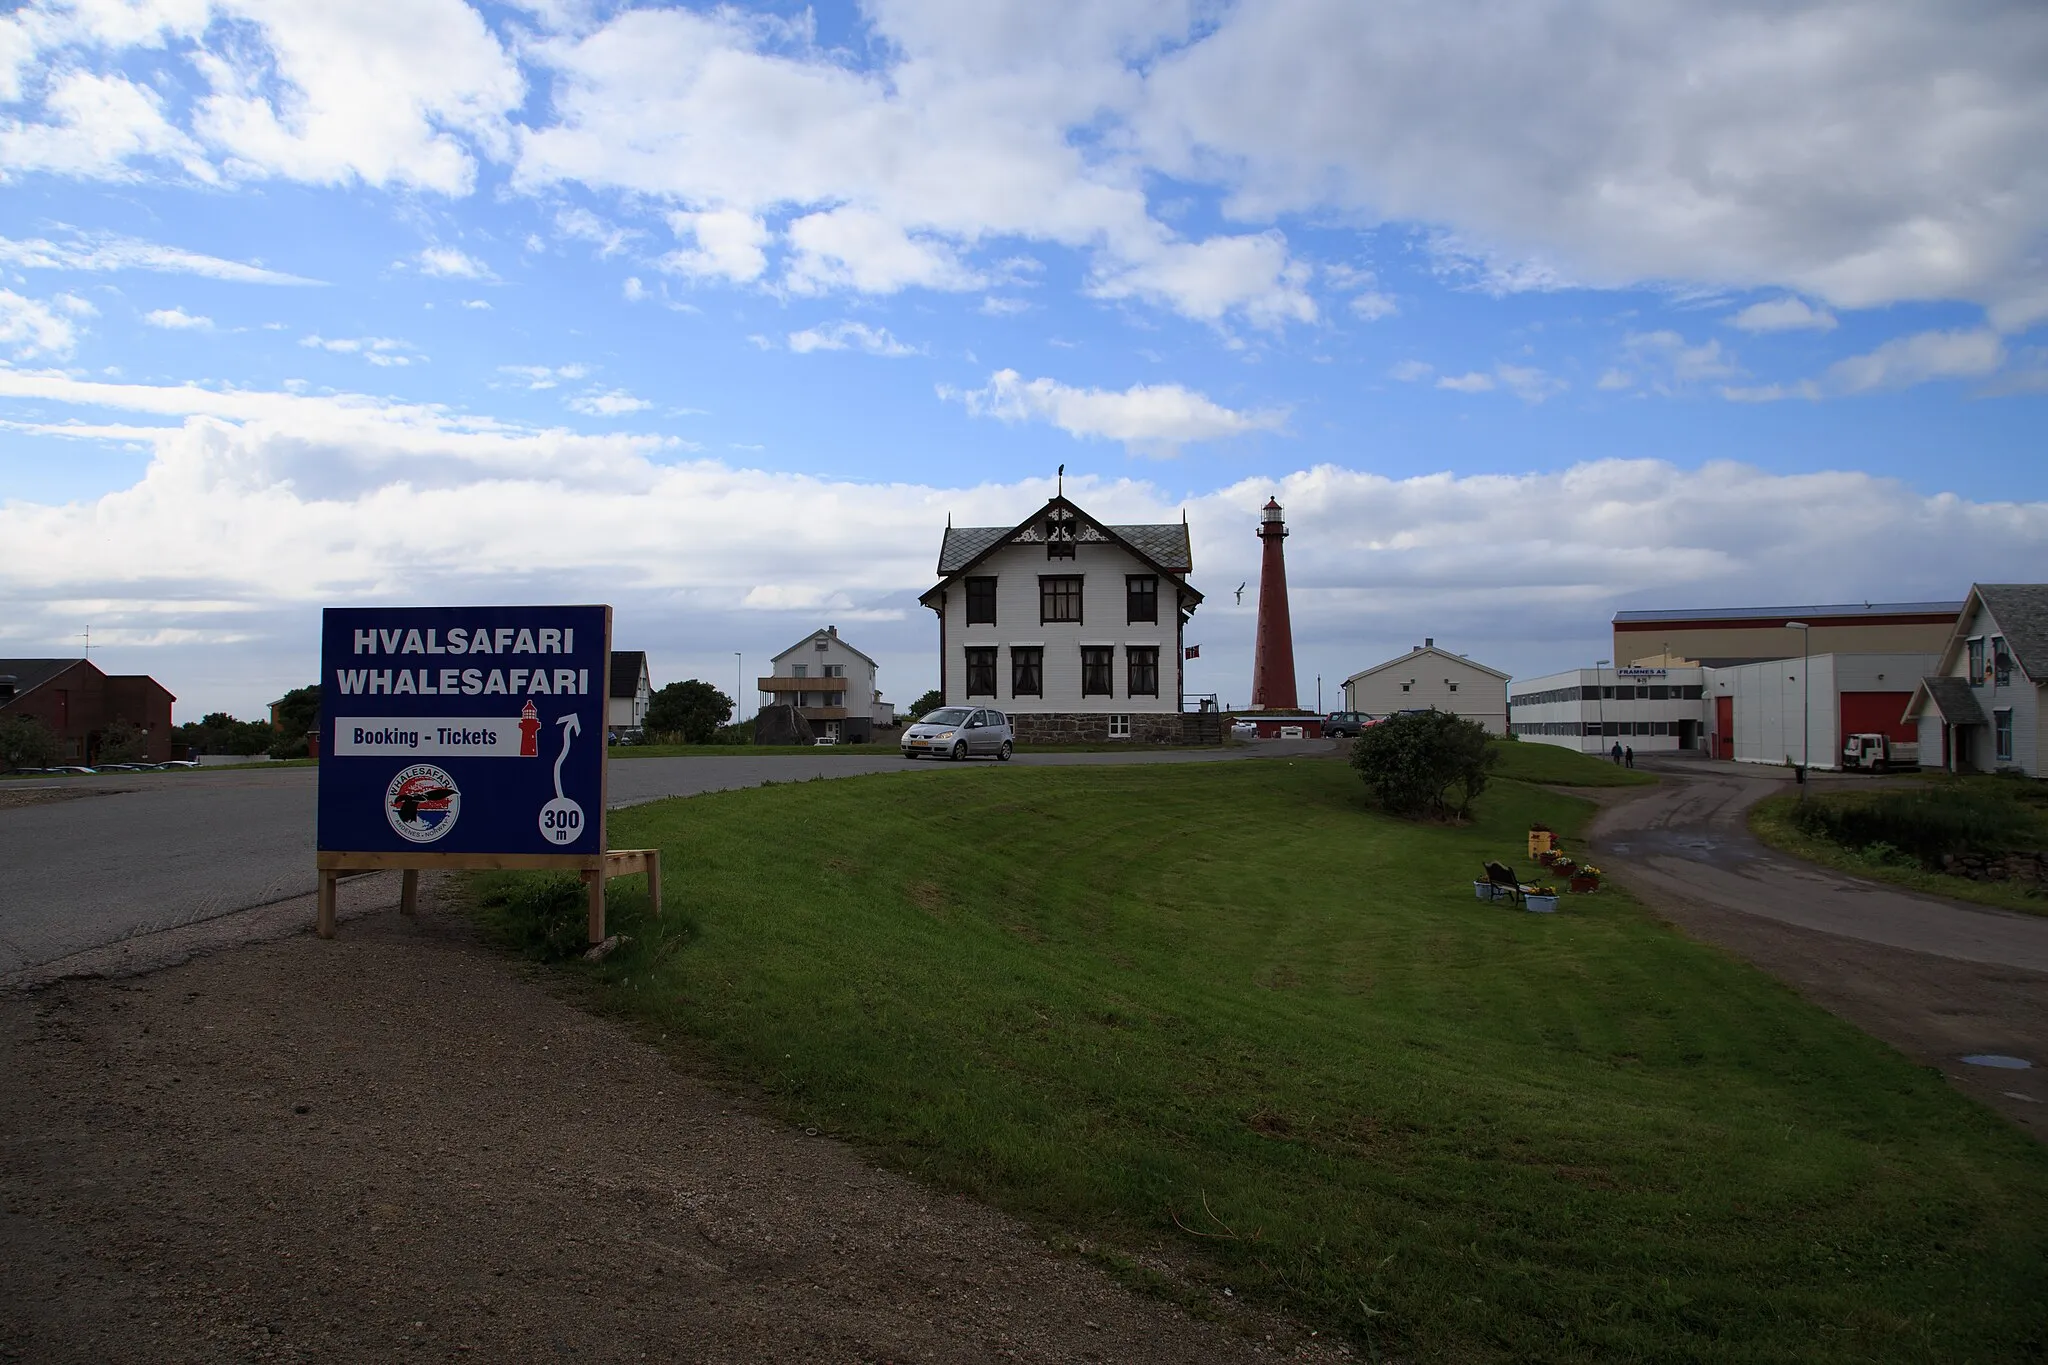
left=753, top=704, right=815, bottom=746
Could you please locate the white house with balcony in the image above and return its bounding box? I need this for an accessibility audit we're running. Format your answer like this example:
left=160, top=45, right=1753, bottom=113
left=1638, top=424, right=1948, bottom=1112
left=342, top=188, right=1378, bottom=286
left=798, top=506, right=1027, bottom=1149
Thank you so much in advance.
left=759, top=626, right=892, bottom=743
left=920, top=494, right=1204, bottom=743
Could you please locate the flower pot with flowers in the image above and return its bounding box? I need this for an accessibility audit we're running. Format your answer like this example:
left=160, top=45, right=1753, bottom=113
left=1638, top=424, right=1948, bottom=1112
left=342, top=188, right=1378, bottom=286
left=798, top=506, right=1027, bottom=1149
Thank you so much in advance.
left=1525, top=886, right=1560, bottom=913
left=1551, top=856, right=1577, bottom=877
left=1569, top=864, right=1602, bottom=893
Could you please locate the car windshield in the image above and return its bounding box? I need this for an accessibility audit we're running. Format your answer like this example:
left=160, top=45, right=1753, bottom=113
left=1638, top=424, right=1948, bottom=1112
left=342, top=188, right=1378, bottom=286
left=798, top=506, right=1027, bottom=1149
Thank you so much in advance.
left=920, top=708, right=973, bottom=725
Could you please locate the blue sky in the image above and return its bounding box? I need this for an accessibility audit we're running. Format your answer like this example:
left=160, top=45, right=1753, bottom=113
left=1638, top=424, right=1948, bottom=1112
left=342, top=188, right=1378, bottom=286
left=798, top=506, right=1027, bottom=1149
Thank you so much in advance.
left=3, top=0, right=2046, bottom=717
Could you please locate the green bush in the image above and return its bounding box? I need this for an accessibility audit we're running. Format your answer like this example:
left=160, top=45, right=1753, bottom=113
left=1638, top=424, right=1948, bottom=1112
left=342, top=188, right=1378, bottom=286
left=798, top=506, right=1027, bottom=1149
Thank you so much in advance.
left=1788, top=787, right=2039, bottom=868
left=477, top=874, right=591, bottom=960
left=0, top=713, right=61, bottom=770
left=1348, top=709, right=1497, bottom=818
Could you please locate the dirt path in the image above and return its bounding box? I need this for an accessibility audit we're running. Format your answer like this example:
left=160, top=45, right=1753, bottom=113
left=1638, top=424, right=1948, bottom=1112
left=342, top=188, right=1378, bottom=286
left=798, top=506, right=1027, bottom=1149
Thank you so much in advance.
left=1584, top=763, right=2048, bottom=1139
left=0, top=883, right=1338, bottom=1364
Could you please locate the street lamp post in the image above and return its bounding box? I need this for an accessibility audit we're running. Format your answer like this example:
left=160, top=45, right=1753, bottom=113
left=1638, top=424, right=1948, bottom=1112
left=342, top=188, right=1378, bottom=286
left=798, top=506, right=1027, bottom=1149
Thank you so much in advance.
left=734, top=651, right=743, bottom=727
left=1784, top=622, right=1810, bottom=798
left=1596, top=658, right=1610, bottom=757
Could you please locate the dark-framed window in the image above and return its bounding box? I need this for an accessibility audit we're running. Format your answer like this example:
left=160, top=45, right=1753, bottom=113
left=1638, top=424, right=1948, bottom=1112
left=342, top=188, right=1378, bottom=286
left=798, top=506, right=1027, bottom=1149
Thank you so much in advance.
left=1126, top=575, right=1158, bottom=624
left=1041, top=575, right=1083, bottom=624
left=1081, top=646, right=1114, bottom=697
left=1995, top=708, right=2014, bottom=761
left=1127, top=646, right=1159, bottom=697
left=1968, top=637, right=1986, bottom=685
left=965, top=576, right=998, bottom=625
left=1011, top=647, right=1043, bottom=697
left=1992, top=636, right=2013, bottom=686
left=964, top=647, right=998, bottom=697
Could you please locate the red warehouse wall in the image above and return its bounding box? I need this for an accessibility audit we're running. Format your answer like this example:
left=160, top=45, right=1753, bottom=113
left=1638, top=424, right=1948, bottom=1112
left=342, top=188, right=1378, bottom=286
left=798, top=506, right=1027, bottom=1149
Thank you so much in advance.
left=1839, top=691, right=1916, bottom=746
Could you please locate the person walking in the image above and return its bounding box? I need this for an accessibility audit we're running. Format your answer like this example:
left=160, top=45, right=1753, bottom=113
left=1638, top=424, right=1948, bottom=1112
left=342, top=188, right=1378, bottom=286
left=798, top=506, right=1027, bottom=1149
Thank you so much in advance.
left=1625, top=745, right=1635, bottom=768
left=1610, top=740, right=1623, bottom=765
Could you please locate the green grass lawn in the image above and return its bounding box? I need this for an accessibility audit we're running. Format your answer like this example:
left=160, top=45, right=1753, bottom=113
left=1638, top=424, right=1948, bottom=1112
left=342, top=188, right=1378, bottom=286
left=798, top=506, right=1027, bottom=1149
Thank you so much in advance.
left=1751, top=779, right=2048, bottom=917
left=471, top=761, right=2045, bottom=1363
left=1487, top=737, right=1658, bottom=786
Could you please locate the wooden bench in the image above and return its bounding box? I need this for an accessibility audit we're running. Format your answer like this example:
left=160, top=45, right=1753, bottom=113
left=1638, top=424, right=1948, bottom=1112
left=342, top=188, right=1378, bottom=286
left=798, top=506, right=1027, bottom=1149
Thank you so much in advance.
left=1482, top=861, right=1529, bottom=908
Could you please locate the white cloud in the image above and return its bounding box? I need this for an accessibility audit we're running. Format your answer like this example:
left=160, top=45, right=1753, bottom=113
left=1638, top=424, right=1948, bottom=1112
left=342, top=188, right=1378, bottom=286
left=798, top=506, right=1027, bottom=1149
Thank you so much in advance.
left=460, top=298, right=491, bottom=310
left=1087, top=231, right=1315, bottom=329
left=143, top=307, right=213, bottom=330
left=1727, top=297, right=1838, bottom=333
left=979, top=296, right=1030, bottom=317
left=621, top=276, right=647, bottom=302
left=1721, top=326, right=2007, bottom=401
left=1436, top=372, right=1495, bottom=394
left=659, top=208, right=770, bottom=285
left=785, top=207, right=978, bottom=295
left=1596, top=368, right=1635, bottom=391
left=190, top=0, right=523, bottom=194
left=0, top=231, right=318, bottom=284
left=0, top=70, right=214, bottom=182
left=1388, top=359, right=1433, bottom=383
left=1349, top=290, right=1397, bottom=321
left=1826, top=327, right=2006, bottom=394
left=566, top=387, right=651, bottom=416
left=301, top=334, right=420, bottom=367
left=555, top=205, right=634, bottom=256
left=1611, top=330, right=1741, bottom=393
left=1135, top=1, right=2048, bottom=314
left=944, top=368, right=1287, bottom=455
left=1435, top=362, right=1566, bottom=402
left=787, top=321, right=919, bottom=358
left=499, top=363, right=590, bottom=390
left=413, top=246, right=493, bottom=280
left=2, top=374, right=2044, bottom=717
left=0, top=289, right=81, bottom=357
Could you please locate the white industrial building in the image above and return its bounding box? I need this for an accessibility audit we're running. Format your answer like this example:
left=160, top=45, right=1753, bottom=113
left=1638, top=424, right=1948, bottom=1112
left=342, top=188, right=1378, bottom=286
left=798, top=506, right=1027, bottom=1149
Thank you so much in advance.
left=1706, top=653, right=1931, bottom=768
left=1506, top=667, right=1709, bottom=753
left=1342, top=640, right=1510, bottom=734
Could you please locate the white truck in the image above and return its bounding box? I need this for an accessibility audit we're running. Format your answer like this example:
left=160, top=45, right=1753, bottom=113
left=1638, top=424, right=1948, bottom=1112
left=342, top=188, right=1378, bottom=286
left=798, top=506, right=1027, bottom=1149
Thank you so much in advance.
left=1842, top=733, right=1918, bottom=772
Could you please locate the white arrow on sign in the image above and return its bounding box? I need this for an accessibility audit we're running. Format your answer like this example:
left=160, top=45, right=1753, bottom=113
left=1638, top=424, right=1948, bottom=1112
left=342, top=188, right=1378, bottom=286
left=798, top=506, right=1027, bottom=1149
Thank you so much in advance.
left=553, top=712, right=580, bottom=800
left=539, top=711, right=586, bottom=846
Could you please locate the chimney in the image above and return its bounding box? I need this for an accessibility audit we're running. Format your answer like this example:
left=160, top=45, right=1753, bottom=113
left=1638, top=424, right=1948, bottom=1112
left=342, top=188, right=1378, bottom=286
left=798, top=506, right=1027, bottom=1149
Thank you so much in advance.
left=1425, top=637, right=1434, bottom=648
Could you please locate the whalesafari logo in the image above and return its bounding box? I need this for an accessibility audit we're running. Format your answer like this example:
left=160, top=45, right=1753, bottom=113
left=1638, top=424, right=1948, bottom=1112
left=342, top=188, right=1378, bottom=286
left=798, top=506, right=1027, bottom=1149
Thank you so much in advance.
left=385, top=763, right=461, bottom=843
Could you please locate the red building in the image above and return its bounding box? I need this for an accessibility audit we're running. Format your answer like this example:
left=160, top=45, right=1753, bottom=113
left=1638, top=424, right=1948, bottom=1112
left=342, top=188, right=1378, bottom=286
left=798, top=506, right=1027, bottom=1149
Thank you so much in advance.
left=1250, top=497, right=1299, bottom=711
left=0, top=658, right=177, bottom=765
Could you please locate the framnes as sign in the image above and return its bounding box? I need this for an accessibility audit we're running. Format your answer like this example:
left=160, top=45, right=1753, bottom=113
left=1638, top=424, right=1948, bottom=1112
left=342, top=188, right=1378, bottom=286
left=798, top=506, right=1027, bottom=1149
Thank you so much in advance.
left=1616, top=667, right=1670, bottom=680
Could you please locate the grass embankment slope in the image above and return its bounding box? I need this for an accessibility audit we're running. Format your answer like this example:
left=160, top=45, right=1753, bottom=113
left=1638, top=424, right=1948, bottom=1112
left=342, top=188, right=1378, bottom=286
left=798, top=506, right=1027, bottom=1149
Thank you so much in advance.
left=1752, top=775, right=2048, bottom=917
left=1486, top=737, right=1658, bottom=787
left=475, top=759, right=2044, bottom=1363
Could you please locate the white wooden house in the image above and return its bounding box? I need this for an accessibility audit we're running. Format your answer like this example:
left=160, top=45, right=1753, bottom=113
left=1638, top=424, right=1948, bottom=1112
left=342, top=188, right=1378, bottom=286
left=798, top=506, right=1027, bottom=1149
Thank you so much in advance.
left=1905, top=583, right=2047, bottom=775
left=920, top=495, right=1203, bottom=743
left=607, top=650, right=651, bottom=735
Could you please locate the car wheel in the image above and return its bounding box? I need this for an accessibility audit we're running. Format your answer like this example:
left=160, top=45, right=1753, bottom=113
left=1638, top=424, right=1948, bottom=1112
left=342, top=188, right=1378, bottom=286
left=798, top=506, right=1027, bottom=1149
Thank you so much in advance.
left=998, top=740, right=1012, bottom=762
left=951, top=741, right=967, bottom=761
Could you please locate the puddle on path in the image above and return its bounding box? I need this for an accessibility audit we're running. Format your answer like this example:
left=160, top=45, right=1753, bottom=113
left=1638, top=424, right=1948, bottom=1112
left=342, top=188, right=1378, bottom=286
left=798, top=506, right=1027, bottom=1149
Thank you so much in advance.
left=1961, top=1054, right=2034, bottom=1070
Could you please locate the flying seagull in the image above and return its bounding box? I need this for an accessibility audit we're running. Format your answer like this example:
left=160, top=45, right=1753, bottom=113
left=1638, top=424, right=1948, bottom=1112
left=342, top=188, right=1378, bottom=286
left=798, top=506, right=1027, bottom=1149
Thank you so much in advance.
left=391, top=787, right=456, bottom=823
left=1234, top=581, right=1247, bottom=605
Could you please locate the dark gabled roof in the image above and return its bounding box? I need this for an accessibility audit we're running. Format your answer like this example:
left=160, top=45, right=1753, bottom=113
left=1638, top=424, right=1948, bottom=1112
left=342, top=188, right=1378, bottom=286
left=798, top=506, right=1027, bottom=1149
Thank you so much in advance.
left=1975, top=584, right=2048, bottom=681
left=0, top=658, right=91, bottom=707
left=931, top=497, right=1198, bottom=596
left=609, top=651, right=647, bottom=699
left=772, top=629, right=879, bottom=669
left=1910, top=675, right=1989, bottom=727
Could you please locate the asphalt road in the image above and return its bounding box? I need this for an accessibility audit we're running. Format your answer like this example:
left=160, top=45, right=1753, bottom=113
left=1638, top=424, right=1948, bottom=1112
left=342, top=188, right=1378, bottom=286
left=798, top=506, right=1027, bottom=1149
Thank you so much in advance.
left=1591, top=758, right=2048, bottom=972
left=0, top=744, right=1314, bottom=977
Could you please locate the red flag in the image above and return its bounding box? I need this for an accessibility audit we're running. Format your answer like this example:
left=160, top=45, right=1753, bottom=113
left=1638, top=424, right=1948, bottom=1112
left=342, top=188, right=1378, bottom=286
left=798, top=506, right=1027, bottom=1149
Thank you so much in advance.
left=1184, top=644, right=1200, bottom=659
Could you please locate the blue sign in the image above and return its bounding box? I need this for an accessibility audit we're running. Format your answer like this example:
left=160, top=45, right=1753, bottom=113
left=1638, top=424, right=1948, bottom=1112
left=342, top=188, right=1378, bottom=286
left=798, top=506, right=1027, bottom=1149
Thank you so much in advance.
left=317, top=606, right=609, bottom=856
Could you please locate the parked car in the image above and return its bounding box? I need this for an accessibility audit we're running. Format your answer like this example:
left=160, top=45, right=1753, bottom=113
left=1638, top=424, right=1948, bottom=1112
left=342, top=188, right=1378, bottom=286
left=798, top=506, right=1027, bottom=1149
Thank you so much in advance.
left=46, top=765, right=97, bottom=774
left=155, top=760, right=201, bottom=770
left=1230, top=719, right=1258, bottom=739
left=1323, top=711, right=1379, bottom=738
left=901, top=707, right=1013, bottom=761
left=607, top=728, right=643, bottom=747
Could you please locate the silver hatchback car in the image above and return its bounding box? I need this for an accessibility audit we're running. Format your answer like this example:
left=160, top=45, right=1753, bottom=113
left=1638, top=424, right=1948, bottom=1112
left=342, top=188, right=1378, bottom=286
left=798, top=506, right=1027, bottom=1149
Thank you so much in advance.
left=901, top=706, right=1014, bottom=761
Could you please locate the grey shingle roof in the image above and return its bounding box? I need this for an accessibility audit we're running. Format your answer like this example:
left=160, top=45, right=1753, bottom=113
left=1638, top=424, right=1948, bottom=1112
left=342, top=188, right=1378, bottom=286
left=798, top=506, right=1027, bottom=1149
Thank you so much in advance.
left=1918, top=675, right=1988, bottom=727
left=1977, top=584, right=2048, bottom=681
left=936, top=522, right=1192, bottom=575
left=609, top=650, right=646, bottom=699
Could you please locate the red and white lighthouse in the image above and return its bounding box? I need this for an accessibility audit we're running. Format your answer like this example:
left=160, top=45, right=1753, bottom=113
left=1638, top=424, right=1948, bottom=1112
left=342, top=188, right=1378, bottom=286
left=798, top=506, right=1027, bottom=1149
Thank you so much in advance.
left=1250, top=497, right=1299, bottom=711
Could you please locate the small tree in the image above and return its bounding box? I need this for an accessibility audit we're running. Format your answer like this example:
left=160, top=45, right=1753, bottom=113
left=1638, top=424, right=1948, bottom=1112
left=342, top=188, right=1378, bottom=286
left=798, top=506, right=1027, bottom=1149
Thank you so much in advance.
left=1348, top=709, right=1497, bottom=819
left=268, top=684, right=322, bottom=759
left=643, top=679, right=734, bottom=743
left=907, top=688, right=944, bottom=720
left=176, top=711, right=273, bottom=756
left=0, top=714, right=61, bottom=770
left=96, top=719, right=150, bottom=765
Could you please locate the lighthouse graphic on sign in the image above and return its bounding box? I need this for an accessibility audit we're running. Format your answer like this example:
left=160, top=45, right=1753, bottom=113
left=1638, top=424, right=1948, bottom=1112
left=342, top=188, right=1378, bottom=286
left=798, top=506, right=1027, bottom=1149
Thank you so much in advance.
left=518, top=700, right=542, bottom=758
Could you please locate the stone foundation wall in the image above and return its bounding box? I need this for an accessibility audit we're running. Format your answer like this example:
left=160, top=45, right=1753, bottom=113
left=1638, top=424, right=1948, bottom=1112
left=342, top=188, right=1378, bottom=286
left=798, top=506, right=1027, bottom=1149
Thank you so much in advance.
left=1010, top=712, right=1191, bottom=745
left=1940, top=850, right=2048, bottom=885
